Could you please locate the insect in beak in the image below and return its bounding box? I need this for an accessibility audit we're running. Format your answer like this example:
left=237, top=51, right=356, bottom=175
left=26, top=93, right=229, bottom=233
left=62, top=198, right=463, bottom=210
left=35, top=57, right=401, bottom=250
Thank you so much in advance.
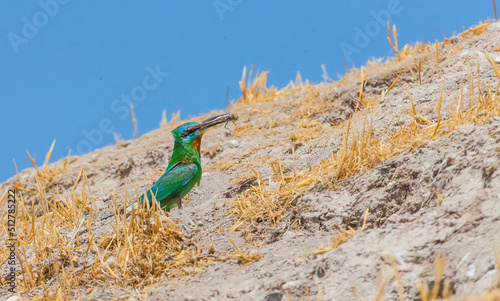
left=185, top=113, right=239, bottom=135
left=224, top=113, right=238, bottom=131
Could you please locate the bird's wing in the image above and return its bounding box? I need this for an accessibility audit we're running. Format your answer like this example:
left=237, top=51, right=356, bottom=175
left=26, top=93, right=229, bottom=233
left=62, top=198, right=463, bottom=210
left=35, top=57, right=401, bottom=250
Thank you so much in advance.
left=144, top=162, right=199, bottom=204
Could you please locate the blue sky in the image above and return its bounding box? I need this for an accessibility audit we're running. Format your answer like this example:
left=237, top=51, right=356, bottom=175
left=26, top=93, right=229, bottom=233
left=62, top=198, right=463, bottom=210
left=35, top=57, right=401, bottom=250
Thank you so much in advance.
left=0, top=0, right=495, bottom=182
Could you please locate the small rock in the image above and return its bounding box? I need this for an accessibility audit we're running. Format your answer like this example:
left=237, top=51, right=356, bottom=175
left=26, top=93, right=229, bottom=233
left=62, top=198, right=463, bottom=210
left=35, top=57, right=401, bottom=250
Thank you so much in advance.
left=316, top=265, right=326, bottom=278
left=265, top=292, right=283, bottom=301
left=230, top=140, right=239, bottom=146
left=6, top=296, right=20, bottom=301
left=106, top=256, right=118, bottom=268
left=324, top=211, right=335, bottom=219
left=466, top=264, right=476, bottom=278
left=282, top=281, right=300, bottom=289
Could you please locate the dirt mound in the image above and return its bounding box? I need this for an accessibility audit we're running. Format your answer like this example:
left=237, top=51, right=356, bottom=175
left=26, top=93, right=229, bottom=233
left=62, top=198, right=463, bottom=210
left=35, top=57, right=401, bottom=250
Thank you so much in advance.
left=1, top=21, right=500, bottom=300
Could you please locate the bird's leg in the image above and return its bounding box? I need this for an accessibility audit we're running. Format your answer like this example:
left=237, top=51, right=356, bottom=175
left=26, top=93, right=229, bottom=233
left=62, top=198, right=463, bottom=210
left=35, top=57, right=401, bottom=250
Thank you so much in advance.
left=175, top=195, right=182, bottom=209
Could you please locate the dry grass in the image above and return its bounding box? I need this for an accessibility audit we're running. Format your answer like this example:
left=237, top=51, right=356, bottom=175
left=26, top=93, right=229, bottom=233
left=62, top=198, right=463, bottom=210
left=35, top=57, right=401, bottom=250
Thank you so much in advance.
left=290, top=119, right=323, bottom=142
left=130, top=103, right=139, bottom=138
left=216, top=77, right=330, bottom=174
left=417, top=255, right=453, bottom=301
left=97, top=194, right=216, bottom=287
left=229, top=239, right=263, bottom=265
left=387, top=22, right=401, bottom=59
left=494, top=0, right=498, bottom=21
left=460, top=22, right=491, bottom=39
left=160, top=109, right=168, bottom=128
left=453, top=290, right=500, bottom=301
left=1, top=20, right=498, bottom=300
left=0, top=167, right=233, bottom=299
left=387, top=22, right=412, bottom=59
left=239, top=65, right=279, bottom=104
left=496, top=242, right=500, bottom=290
left=375, top=250, right=500, bottom=301
left=22, top=140, right=69, bottom=192
left=229, top=163, right=304, bottom=235
left=168, top=110, right=181, bottom=127
left=320, top=115, right=393, bottom=183
left=307, top=225, right=357, bottom=257
left=228, top=23, right=500, bottom=236
left=1, top=174, right=95, bottom=297
left=229, top=80, right=500, bottom=234
left=213, top=157, right=240, bottom=171
left=232, top=123, right=261, bottom=138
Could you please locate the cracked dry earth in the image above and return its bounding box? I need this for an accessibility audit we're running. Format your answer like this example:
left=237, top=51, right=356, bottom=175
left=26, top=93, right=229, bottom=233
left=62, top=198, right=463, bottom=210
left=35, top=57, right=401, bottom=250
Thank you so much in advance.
left=2, top=22, right=500, bottom=300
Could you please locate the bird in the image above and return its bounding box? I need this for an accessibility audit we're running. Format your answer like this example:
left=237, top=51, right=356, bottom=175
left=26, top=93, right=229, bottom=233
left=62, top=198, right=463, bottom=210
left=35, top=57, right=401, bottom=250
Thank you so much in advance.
left=138, top=113, right=238, bottom=211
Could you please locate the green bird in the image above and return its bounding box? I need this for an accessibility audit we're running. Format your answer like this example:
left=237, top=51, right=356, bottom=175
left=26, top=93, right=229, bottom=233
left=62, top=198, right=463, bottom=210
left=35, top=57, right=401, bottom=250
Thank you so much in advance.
left=139, top=113, right=238, bottom=211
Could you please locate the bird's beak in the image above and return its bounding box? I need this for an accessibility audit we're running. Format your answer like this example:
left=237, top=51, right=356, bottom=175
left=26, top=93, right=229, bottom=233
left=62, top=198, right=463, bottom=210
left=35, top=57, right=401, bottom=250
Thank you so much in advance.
left=186, top=113, right=238, bottom=134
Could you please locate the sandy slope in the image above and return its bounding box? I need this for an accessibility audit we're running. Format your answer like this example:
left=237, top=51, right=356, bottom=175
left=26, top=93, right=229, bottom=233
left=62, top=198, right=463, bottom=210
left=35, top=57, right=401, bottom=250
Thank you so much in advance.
left=1, top=22, right=500, bottom=301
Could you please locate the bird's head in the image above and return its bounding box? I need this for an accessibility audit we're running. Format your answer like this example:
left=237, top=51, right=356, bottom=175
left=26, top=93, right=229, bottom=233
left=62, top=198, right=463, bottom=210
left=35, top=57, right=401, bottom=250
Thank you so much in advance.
left=171, top=113, right=238, bottom=153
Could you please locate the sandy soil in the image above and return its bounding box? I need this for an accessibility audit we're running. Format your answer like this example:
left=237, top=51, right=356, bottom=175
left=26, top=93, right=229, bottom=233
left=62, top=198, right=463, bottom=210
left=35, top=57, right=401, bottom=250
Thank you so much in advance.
left=1, top=21, right=500, bottom=301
